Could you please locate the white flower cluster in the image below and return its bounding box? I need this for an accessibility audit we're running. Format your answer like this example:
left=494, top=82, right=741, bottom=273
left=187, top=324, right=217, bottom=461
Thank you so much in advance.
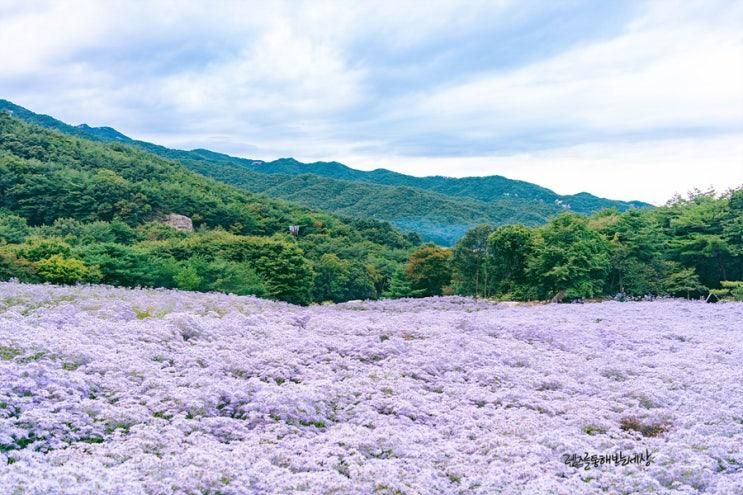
left=0, top=282, right=741, bottom=494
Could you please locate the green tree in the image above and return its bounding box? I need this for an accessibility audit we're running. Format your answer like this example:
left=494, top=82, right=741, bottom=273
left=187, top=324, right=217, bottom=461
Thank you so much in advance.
left=596, top=210, right=666, bottom=296
left=313, top=253, right=350, bottom=302
left=487, top=224, right=535, bottom=297
left=77, top=243, right=155, bottom=287
left=251, top=239, right=315, bottom=305
left=18, top=238, right=72, bottom=262
left=529, top=214, right=611, bottom=301
left=404, top=245, right=452, bottom=297
left=662, top=263, right=706, bottom=299
left=723, top=189, right=743, bottom=261
left=0, top=247, right=34, bottom=281
left=382, top=267, right=418, bottom=298
left=204, top=259, right=267, bottom=296
left=173, top=264, right=202, bottom=291
left=661, top=190, right=738, bottom=288
left=450, top=225, right=495, bottom=297
left=313, top=254, right=375, bottom=302
left=34, top=255, right=99, bottom=285
left=344, top=263, right=376, bottom=301
left=136, top=221, right=187, bottom=241
left=0, top=211, right=30, bottom=244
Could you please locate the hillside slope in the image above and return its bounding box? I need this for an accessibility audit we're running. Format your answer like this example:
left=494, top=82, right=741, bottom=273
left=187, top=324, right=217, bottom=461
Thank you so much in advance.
left=0, top=99, right=650, bottom=245
left=0, top=111, right=416, bottom=303
left=248, top=157, right=649, bottom=213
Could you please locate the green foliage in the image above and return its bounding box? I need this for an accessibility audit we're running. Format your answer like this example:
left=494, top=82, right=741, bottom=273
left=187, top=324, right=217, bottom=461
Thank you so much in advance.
left=0, top=247, right=34, bottom=281
left=136, top=221, right=187, bottom=241
left=310, top=254, right=376, bottom=302
left=17, top=238, right=72, bottom=262
left=200, top=259, right=267, bottom=296
left=710, top=281, right=743, bottom=301
left=313, top=253, right=351, bottom=302
left=593, top=209, right=666, bottom=296
left=246, top=239, right=314, bottom=305
left=660, top=190, right=742, bottom=287
left=661, top=264, right=706, bottom=299
left=450, top=225, right=495, bottom=297
left=487, top=224, right=535, bottom=297
left=343, top=218, right=419, bottom=251
left=170, top=257, right=267, bottom=296
left=451, top=189, right=742, bottom=301
left=1, top=104, right=739, bottom=304
left=0, top=211, right=30, bottom=244
left=404, top=245, right=452, bottom=297
left=178, top=152, right=648, bottom=245
left=0, top=99, right=646, bottom=246
left=528, top=214, right=611, bottom=300
left=0, top=111, right=416, bottom=304
left=382, top=268, right=418, bottom=298
left=146, top=232, right=316, bottom=304
left=76, top=243, right=164, bottom=287
left=173, top=264, right=202, bottom=291
left=34, top=255, right=100, bottom=285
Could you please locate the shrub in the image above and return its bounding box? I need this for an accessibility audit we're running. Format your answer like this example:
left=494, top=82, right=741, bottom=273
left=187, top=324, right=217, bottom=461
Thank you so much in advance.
left=17, top=238, right=72, bottom=262
left=709, top=281, right=743, bottom=301
left=0, top=212, right=30, bottom=244
left=0, top=247, right=35, bottom=282
left=34, top=255, right=100, bottom=285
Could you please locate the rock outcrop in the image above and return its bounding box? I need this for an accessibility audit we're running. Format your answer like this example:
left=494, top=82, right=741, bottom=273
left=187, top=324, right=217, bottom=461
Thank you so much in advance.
left=164, top=214, right=193, bottom=232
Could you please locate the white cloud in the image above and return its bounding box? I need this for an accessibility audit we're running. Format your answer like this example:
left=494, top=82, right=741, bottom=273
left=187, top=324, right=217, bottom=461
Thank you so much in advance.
left=159, top=23, right=365, bottom=120
left=336, top=134, right=743, bottom=205
left=0, top=0, right=741, bottom=203
left=413, top=5, right=743, bottom=136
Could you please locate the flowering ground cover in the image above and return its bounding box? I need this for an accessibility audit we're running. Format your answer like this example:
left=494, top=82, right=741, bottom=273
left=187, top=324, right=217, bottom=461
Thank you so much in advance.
left=0, top=282, right=741, bottom=494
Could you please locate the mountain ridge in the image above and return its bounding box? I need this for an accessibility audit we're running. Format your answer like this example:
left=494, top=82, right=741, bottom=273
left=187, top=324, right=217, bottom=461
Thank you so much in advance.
left=0, top=99, right=651, bottom=244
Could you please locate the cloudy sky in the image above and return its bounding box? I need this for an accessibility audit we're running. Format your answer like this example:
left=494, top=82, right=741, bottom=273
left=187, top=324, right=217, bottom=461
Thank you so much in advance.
left=1, top=0, right=742, bottom=204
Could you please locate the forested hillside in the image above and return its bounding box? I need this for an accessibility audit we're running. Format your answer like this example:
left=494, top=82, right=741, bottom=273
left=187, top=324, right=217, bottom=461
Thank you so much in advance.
left=0, top=100, right=649, bottom=245
left=0, top=112, right=418, bottom=304
left=246, top=157, right=649, bottom=213
left=1, top=108, right=740, bottom=304
left=444, top=190, right=743, bottom=301
left=178, top=162, right=555, bottom=245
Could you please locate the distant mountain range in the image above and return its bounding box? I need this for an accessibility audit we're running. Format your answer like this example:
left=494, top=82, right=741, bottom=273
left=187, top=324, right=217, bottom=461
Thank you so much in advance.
left=0, top=99, right=650, bottom=245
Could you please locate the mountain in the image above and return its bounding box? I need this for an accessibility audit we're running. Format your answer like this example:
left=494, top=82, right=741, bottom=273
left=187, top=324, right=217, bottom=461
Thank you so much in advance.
left=74, top=123, right=131, bottom=141
left=0, top=110, right=418, bottom=304
left=248, top=158, right=648, bottom=212
left=0, top=99, right=651, bottom=245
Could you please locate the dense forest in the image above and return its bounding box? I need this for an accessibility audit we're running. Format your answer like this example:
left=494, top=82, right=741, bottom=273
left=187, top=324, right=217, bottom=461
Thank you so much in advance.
left=0, top=99, right=648, bottom=245
left=171, top=163, right=555, bottom=246
left=438, top=190, right=742, bottom=301
left=0, top=112, right=418, bottom=304
left=0, top=110, right=740, bottom=304
left=377, top=190, right=742, bottom=302
left=175, top=156, right=647, bottom=246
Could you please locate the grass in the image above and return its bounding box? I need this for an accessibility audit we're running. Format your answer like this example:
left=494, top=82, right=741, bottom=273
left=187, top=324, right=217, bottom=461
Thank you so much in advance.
left=582, top=424, right=607, bottom=436
left=0, top=346, right=20, bottom=361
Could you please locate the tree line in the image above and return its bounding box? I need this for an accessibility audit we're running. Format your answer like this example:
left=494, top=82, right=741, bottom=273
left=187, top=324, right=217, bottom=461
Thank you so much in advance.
left=1, top=111, right=741, bottom=304
left=394, top=188, right=742, bottom=301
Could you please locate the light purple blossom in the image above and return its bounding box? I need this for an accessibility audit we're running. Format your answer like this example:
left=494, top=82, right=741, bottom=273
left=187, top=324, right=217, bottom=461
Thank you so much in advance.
left=0, top=282, right=742, bottom=494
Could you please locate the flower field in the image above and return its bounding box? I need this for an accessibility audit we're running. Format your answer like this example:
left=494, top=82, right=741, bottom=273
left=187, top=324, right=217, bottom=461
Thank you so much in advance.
left=1, top=282, right=742, bottom=495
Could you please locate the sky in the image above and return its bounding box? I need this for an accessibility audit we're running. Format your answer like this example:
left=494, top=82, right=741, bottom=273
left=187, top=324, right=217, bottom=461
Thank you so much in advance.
left=1, top=0, right=742, bottom=205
